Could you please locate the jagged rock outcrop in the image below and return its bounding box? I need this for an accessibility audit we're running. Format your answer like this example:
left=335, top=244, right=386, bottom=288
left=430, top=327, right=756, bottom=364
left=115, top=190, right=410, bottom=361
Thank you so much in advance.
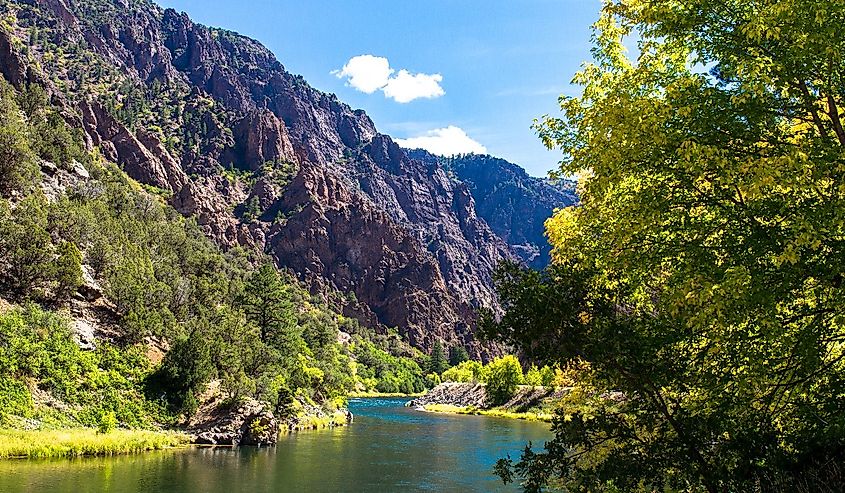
left=228, top=109, right=297, bottom=171
left=0, top=0, right=571, bottom=357
left=80, top=100, right=190, bottom=194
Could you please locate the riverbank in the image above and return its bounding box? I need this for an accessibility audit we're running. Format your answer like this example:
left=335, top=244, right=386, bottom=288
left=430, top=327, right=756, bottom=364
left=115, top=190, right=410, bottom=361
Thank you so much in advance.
left=0, top=429, right=190, bottom=459
left=0, top=398, right=554, bottom=492
left=0, top=408, right=349, bottom=459
left=420, top=404, right=554, bottom=422
left=408, top=382, right=566, bottom=422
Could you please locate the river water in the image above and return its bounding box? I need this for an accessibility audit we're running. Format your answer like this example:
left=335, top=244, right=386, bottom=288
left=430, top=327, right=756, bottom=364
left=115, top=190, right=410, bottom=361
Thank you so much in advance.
left=0, top=398, right=551, bottom=492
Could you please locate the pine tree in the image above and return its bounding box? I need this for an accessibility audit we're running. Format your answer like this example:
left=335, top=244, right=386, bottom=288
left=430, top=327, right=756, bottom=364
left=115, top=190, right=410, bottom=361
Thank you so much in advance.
left=427, top=340, right=448, bottom=375
left=448, top=345, right=469, bottom=366
left=240, top=264, right=294, bottom=343
left=53, top=241, right=83, bottom=299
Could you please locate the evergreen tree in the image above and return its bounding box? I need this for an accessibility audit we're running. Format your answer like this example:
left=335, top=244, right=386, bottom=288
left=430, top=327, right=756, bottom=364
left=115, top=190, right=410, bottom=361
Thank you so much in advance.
left=0, top=196, right=53, bottom=294
left=53, top=241, right=83, bottom=300
left=241, top=264, right=295, bottom=343
left=0, top=81, right=36, bottom=195
left=448, top=345, right=469, bottom=366
left=427, top=340, right=448, bottom=375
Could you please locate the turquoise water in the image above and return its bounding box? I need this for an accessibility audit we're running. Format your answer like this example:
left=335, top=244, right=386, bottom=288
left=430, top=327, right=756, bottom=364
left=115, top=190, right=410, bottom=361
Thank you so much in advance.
left=0, top=398, right=551, bottom=492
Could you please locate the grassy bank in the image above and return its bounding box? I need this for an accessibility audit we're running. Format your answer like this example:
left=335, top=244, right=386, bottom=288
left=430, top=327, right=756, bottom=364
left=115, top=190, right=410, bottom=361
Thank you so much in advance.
left=285, top=410, right=352, bottom=432
left=421, top=404, right=553, bottom=422
left=0, top=429, right=191, bottom=459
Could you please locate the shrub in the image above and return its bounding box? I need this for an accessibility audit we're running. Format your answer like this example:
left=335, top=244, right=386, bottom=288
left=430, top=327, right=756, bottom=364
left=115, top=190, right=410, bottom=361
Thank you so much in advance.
left=97, top=411, right=117, bottom=434
left=524, top=365, right=543, bottom=386
left=442, top=360, right=485, bottom=383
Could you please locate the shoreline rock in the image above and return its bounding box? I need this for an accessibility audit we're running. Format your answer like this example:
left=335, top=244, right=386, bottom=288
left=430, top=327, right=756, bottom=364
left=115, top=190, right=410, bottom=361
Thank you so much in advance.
left=407, top=382, right=488, bottom=408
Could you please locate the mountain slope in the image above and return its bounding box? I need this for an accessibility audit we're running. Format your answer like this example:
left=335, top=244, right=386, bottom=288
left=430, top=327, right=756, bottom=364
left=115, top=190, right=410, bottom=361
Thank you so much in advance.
left=408, top=151, right=578, bottom=269
left=0, top=0, right=568, bottom=356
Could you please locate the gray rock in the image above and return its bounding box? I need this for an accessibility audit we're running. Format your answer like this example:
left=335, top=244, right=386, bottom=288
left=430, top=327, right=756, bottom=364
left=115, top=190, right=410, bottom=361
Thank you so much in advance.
left=190, top=399, right=280, bottom=447
left=408, top=382, right=488, bottom=408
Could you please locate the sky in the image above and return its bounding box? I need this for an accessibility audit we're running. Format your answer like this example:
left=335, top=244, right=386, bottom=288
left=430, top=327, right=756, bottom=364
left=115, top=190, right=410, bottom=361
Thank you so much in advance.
left=156, top=0, right=602, bottom=177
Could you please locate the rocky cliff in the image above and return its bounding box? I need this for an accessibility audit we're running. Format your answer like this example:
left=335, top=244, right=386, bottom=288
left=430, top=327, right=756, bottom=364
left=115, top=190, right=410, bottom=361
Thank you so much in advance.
left=408, top=151, right=578, bottom=269
left=0, top=0, right=570, bottom=356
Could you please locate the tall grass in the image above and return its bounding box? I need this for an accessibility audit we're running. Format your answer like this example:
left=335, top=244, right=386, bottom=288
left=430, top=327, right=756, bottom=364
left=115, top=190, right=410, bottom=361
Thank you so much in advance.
left=285, top=410, right=351, bottom=432
left=422, top=404, right=553, bottom=422
left=0, top=429, right=190, bottom=459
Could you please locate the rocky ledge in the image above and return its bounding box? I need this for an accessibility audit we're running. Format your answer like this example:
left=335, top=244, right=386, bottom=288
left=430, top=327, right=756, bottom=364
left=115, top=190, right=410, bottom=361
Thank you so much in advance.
left=406, top=382, right=488, bottom=409
left=188, top=399, right=279, bottom=447
left=407, top=382, right=570, bottom=418
left=187, top=399, right=353, bottom=447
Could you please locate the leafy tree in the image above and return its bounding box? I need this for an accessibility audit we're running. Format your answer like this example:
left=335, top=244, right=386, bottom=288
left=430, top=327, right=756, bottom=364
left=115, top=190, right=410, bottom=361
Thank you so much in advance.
left=488, top=1, right=845, bottom=491
left=484, top=355, right=523, bottom=406
left=448, top=345, right=469, bottom=366
left=524, top=365, right=543, bottom=387
left=442, top=360, right=486, bottom=383
left=427, top=340, right=449, bottom=375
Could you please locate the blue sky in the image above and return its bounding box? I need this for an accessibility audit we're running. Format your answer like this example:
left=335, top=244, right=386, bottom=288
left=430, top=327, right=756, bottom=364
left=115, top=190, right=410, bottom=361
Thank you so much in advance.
left=156, top=0, right=601, bottom=177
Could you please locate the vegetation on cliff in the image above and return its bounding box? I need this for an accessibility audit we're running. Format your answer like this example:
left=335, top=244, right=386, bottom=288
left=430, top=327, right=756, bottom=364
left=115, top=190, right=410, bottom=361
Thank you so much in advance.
left=0, top=0, right=521, bottom=358
left=484, top=1, right=845, bottom=492
left=0, top=73, right=430, bottom=445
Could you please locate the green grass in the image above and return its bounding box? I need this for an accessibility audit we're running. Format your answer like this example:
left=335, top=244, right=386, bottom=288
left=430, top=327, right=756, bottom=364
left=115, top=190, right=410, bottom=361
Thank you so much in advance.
left=0, top=428, right=191, bottom=459
left=422, top=404, right=553, bottom=422
left=286, top=410, right=351, bottom=432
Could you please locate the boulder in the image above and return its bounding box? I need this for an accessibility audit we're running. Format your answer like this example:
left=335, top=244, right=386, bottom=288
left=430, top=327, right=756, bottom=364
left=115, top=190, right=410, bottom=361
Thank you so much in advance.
left=189, top=399, right=279, bottom=447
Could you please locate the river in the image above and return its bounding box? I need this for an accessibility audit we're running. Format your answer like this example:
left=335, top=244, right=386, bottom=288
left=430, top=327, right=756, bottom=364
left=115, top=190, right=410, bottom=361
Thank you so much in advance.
left=0, top=398, right=551, bottom=492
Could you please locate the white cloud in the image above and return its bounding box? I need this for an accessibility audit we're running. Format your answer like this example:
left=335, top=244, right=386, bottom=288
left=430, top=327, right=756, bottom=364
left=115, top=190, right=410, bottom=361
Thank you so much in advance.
left=395, top=126, right=487, bottom=156
left=383, top=70, right=445, bottom=103
left=331, top=55, right=393, bottom=94
left=333, top=55, right=445, bottom=103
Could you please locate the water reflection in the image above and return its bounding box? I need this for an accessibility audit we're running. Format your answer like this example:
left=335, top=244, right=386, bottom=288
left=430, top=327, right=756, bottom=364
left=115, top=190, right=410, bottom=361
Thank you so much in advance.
left=0, top=398, right=550, bottom=493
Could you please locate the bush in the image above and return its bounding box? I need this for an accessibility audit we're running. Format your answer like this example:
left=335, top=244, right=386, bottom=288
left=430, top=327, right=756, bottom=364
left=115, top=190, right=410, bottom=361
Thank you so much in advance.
left=485, top=356, right=523, bottom=405
left=442, top=360, right=486, bottom=383
left=425, top=372, right=441, bottom=388
left=524, top=365, right=543, bottom=386
left=97, top=411, right=117, bottom=434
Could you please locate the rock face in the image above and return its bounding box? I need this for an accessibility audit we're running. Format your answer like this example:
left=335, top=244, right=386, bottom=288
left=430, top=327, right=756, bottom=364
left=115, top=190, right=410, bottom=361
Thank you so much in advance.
left=189, top=399, right=279, bottom=446
left=409, top=151, right=578, bottom=270
left=408, top=382, right=489, bottom=408
left=0, top=0, right=573, bottom=356
left=408, top=382, right=569, bottom=413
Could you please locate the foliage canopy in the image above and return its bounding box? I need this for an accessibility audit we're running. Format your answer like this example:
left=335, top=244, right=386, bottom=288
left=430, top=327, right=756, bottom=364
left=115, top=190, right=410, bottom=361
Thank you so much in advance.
left=486, top=0, right=845, bottom=491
